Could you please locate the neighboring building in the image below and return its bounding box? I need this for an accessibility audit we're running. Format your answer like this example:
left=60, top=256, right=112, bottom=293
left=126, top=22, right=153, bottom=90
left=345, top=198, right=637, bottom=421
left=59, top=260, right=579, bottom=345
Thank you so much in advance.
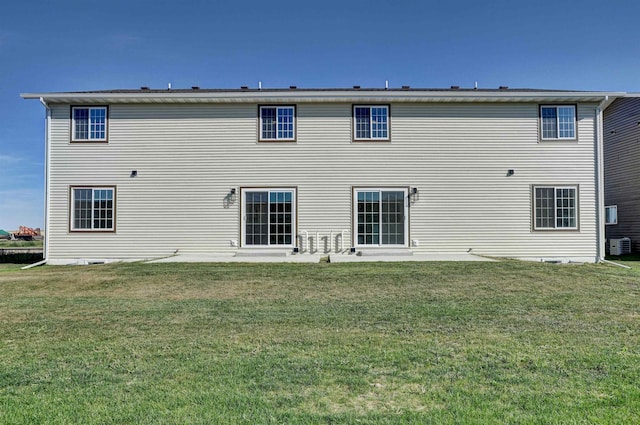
left=603, top=96, right=640, bottom=253
left=21, top=87, right=621, bottom=264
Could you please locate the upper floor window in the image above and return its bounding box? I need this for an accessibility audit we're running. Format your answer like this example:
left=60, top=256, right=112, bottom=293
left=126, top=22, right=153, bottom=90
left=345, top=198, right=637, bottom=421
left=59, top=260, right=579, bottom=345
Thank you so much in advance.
left=72, top=106, right=108, bottom=142
left=540, top=105, right=576, bottom=140
left=259, top=106, right=295, bottom=141
left=70, top=187, right=115, bottom=231
left=533, top=186, right=578, bottom=230
left=353, top=105, right=389, bottom=141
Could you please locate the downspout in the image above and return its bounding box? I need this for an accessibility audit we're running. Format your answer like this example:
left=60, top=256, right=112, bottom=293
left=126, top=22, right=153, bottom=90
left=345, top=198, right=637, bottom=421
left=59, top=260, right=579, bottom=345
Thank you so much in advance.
left=595, top=96, right=614, bottom=263
left=30, top=97, right=51, bottom=267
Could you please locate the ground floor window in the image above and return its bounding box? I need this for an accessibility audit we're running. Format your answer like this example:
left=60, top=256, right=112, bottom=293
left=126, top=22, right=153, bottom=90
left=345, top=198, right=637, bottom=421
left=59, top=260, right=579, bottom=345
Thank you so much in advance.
left=70, top=186, right=115, bottom=231
left=354, top=188, right=408, bottom=246
left=242, top=188, right=296, bottom=246
left=533, top=186, right=578, bottom=230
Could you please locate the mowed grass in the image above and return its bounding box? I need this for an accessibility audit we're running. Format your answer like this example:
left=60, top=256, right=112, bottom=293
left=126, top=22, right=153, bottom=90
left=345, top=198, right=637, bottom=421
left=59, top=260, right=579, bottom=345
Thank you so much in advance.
left=0, top=240, right=43, bottom=248
left=1, top=261, right=639, bottom=424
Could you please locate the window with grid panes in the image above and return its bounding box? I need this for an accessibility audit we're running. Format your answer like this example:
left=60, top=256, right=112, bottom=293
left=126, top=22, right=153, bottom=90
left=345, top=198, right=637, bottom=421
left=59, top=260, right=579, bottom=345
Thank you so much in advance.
left=243, top=189, right=295, bottom=246
left=72, top=106, right=107, bottom=141
left=354, top=188, right=407, bottom=246
left=533, top=186, right=578, bottom=230
left=353, top=105, right=389, bottom=140
left=540, top=105, right=576, bottom=140
left=259, top=106, right=295, bottom=141
left=71, top=187, right=115, bottom=231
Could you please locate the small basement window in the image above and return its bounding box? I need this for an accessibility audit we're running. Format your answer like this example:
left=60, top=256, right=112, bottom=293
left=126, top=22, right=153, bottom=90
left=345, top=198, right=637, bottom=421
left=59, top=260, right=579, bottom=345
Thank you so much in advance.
left=605, top=205, right=618, bottom=225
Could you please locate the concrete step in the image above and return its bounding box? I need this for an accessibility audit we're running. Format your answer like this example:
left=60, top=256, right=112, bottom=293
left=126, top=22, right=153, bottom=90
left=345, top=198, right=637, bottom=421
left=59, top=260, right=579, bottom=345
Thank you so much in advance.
left=357, top=249, right=414, bottom=257
left=234, top=250, right=290, bottom=258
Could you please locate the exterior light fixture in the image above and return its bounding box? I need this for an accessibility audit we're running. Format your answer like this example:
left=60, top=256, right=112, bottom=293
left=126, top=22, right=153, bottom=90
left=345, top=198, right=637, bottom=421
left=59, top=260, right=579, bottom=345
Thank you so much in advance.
left=507, top=169, right=515, bottom=176
left=130, top=170, right=137, bottom=178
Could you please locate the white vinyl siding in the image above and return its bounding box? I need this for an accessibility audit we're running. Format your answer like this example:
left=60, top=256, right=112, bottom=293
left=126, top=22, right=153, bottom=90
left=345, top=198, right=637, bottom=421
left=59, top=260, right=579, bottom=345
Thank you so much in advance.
left=44, top=101, right=599, bottom=261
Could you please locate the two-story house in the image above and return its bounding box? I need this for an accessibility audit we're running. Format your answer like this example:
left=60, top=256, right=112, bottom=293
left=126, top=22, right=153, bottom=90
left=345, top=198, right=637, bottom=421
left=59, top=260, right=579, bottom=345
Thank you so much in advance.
left=22, top=87, right=621, bottom=264
left=603, top=95, right=640, bottom=253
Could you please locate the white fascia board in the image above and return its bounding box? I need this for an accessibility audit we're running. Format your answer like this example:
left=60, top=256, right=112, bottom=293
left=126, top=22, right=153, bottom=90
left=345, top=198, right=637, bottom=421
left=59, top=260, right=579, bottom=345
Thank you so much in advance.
left=21, top=90, right=626, bottom=105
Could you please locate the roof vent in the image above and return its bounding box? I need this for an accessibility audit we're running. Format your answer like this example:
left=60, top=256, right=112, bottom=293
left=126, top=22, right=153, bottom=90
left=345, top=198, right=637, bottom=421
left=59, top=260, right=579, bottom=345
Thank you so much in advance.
left=450, top=85, right=460, bottom=90
left=289, top=85, right=297, bottom=89
left=353, top=85, right=361, bottom=89
left=402, top=85, right=410, bottom=90
left=140, top=86, right=150, bottom=90
left=191, top=86, right=200, bottom=90
left=240, top=86, right=249, bottom=90
left=499, top=86, right=509, bottom=90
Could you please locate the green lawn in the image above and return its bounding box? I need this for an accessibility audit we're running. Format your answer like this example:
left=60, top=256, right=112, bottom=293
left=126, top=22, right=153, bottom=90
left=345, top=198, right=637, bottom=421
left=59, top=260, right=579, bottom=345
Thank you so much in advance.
left=1, top=261, right=639, bottom=424
left=0, top=240, right=43, bottom=248
left=606, top=253, right=640, bottom=270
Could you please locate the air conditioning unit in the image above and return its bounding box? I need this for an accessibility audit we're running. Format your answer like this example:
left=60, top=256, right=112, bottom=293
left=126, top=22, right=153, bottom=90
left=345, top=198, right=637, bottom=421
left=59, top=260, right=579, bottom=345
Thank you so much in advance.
left=609, top=237, right=631, bottom=255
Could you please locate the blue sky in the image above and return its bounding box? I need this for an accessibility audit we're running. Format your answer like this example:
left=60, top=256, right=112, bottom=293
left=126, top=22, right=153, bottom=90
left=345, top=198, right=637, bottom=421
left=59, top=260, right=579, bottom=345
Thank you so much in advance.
left=2, top=0, right=640, bottom=230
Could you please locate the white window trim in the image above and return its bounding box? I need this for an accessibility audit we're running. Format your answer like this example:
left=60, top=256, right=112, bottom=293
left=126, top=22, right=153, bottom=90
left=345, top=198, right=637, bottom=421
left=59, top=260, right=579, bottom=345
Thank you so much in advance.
left=605, top=205, right=618, bottom=225
left=71, top=106, right=108, bottom=142
left=70, top=186, right=116, bottom=232
left=241, top=187, right=297, bottom=248
left=258, top=105, right=296, bottom=141
left=540, top=105, right=577, bottom=141
left=353, top=187, right=408, bottom=248
left=353, top=105, right=390, bottom=141
left=533, top=185, right=579, bottom=230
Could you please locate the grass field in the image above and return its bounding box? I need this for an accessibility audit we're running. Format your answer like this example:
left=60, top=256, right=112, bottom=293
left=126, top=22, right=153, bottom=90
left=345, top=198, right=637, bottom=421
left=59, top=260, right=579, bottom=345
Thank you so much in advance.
left=0, top=240, right=43, bottom=248
left=1, top=261, right=639, bottom=424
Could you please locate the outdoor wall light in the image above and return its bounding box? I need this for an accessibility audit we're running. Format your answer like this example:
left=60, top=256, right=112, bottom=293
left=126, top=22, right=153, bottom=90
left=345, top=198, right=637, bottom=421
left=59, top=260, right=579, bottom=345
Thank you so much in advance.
left=228, top=188, right=237, bottom=203
left=411, top=187, right=418, bottom=195
left=130, top=170, right=137, bottom=178
left=507, top=169, right=515, bottom=176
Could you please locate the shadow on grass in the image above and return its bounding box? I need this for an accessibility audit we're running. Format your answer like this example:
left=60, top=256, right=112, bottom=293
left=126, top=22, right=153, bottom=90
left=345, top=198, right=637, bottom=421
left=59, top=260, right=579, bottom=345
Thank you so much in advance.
left=606, top=253, right=640, bottom=262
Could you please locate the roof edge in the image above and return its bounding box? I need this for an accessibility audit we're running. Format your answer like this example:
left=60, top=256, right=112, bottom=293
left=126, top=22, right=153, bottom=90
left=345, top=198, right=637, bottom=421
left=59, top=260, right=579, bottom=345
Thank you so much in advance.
left=21, top=88, right=627, bottom=104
